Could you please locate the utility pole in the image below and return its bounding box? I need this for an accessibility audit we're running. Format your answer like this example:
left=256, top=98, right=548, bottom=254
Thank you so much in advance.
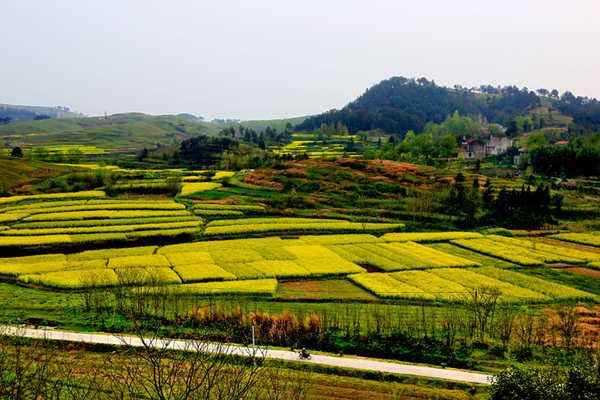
left=251, top=324, right=256, bottom=366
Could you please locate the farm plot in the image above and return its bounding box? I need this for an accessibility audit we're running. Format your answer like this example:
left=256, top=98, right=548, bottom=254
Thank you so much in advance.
left=485, top=235, right=596, bottom=264
left=0, top=196, right=201, bottom=250
left=428, top=243, right=519, bottom=269
left=0, top=191, right=106, bottom=206
left=203, top=217, right=404, bottom=237
left=390, top=270, right=468, bottom=302
left=551, top=232, right=600, bottom=248
left=147, top=279, right=278, bottom=297
left=5, top=236, right=367, bottom=288
left=180, top=182, right=222, bottom=196
left=429, top=269, right=548, bottom=302
left=327, top=242, right=478, bottom=271
left=382, top=232, right=483, bottom=243
left=475, top=266, right=595, bottom=301
left=451, top=238, right=544, bottom=266
left=348, top=266, right=588, bottom=303
left=348, top=273, right=435, bottom=300
left=192, top=203, right=266, bottom=218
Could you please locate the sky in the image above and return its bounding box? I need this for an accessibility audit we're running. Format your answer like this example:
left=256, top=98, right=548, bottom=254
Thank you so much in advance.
left=1, top=0, right=599, bottom=120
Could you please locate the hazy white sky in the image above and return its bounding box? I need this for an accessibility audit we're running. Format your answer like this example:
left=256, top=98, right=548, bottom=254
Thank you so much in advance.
left=1, top=0, right=599, bottom=120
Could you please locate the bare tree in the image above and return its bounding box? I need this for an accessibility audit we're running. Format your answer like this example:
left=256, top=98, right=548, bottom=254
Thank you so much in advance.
left=554, top=306, right=580, bottom=349
left=0, top=327, right=105, bottom=400
left=108, top=315, right=267, bottom=400
left=463, top=287, right=501, bottom=343
left=494, top=306, right=517, bottom=350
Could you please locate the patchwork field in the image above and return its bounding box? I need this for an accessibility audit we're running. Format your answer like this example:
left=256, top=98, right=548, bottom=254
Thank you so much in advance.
left=0, top=231, right=596, bottom=304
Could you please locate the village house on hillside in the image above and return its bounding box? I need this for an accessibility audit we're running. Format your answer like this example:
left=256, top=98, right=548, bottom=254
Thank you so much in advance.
left=460, top=135, right=513, bottom=159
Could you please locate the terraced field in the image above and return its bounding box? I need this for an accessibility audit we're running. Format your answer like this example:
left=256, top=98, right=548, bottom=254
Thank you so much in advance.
left=0, top=192, right=201, bottom=251
left=203, top=218, right=404, bottom=237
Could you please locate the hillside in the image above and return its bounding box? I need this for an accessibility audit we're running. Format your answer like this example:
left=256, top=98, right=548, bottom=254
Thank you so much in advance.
left=0, top=156, right=74, bottom=193
left=239, top=116, right=309, bottom=131
left=297, top=76, right=600, bottom=135
left=0, top=113, right=220, bottom=150
left=0, top=103, right=83, bottom=122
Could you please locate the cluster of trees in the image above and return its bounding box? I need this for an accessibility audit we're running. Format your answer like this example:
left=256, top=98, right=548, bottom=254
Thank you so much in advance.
left=490, top=356, right=600, bottom=400
left=317, top=121, right=349, bottom=137
left=443, top=173, right=561, bottom=228
left=220, top=125, right=291, bottom=149
left=554, top=91, right=600, bottom=131
left=529, top=139, right=600, bottom=177
left=296, top=76, right=600, bottom=136
left=178, top=135, right=239, bottom=165
left=365, top=113, right=486, bottom=162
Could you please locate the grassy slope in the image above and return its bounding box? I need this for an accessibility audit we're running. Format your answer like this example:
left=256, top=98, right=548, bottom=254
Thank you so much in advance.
left=0, top=156, right=74, bottom=192
left=0, top=113, right=220, bottom=149
left=221, top=116, right=309, bottom=132
left=2, top=338, right=482, bottom=399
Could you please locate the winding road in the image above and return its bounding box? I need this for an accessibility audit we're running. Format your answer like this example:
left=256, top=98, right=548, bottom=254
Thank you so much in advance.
left=1, top=325, right=492, bottom=385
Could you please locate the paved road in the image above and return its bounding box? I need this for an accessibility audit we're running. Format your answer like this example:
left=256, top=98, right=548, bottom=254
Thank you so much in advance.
left=1, top=325, right=492, bottom=385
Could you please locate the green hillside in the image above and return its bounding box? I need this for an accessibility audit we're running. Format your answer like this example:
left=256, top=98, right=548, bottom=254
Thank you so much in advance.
left=0, top=113, right=220, bottom=150
left=228, top=116, right=309, bottom=132
left=0, top=156, right=74, bottom=193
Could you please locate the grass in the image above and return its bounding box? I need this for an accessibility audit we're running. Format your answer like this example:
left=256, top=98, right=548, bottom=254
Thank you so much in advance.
left=0, top=156, right=74, bottom=192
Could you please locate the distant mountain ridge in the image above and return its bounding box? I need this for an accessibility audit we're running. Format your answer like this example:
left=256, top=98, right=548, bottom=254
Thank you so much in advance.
left=296, top=77, right=600, bottom=135
left=0, top=103, right=83, bottom=122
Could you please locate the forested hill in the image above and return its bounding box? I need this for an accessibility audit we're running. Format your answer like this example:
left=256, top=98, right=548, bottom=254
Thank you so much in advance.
left=296, top=77, right=600, bottom=134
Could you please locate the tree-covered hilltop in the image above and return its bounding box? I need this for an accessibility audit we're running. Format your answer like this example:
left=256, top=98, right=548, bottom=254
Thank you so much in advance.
left=296, top=76, right=600, bottom=136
